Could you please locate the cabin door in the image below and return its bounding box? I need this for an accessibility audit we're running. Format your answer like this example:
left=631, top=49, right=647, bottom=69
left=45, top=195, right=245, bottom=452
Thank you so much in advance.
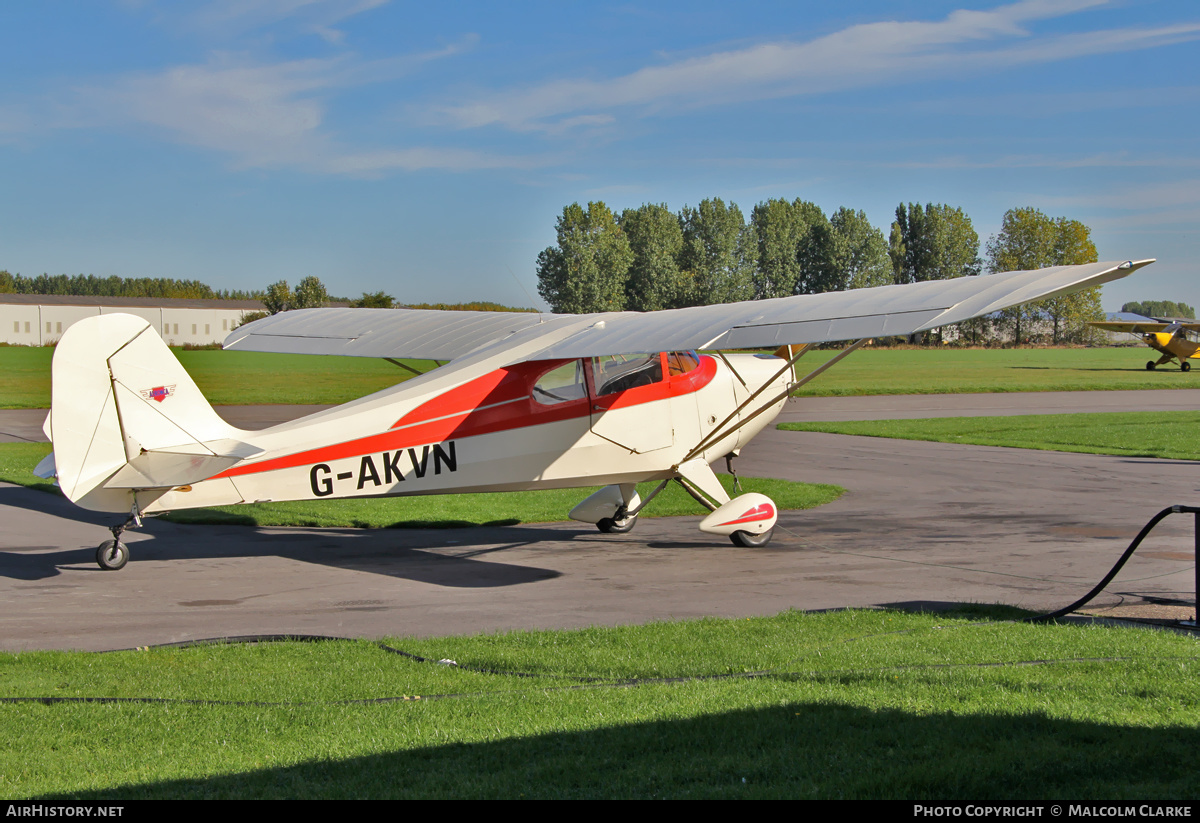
left=586, top=353, right=674, bottom=454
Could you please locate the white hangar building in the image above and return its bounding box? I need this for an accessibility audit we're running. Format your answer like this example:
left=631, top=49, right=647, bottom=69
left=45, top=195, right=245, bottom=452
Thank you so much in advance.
left=0, top=294, right=267, bottom=347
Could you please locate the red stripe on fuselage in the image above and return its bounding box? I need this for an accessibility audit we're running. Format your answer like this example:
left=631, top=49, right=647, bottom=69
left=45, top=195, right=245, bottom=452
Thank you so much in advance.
left=212, top=355, right=717, bottom=480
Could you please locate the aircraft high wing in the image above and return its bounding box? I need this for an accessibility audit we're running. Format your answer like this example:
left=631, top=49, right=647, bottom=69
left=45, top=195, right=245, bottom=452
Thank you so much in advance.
left=42, top=259, right=1153, bottom=570
left=226, top=260, right=1149, bottom=361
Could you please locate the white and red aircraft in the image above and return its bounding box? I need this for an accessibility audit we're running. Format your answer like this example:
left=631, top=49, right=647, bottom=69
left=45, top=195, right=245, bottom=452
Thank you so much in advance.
left=38, top=259, right=1153, bottom=570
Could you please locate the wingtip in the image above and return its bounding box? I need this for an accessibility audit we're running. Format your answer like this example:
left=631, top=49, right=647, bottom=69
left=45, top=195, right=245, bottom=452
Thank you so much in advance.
left=1122, top=258, right=1156, bottom=271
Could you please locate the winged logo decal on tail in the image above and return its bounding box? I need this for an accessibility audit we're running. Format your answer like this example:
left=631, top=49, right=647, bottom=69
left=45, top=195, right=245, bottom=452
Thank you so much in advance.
left=140, top=384, right=177, bottom=403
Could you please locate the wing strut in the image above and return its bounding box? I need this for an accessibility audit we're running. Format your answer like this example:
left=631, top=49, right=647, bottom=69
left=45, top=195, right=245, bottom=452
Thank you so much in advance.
left=680, top=338, right=869, bottom=465
left=385, top=358, right=430, bottom=377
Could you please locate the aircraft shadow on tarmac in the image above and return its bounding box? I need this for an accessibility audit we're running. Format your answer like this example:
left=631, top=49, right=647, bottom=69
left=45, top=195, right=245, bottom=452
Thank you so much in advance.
left=3, top=484, right=798, bottom=586
left=0, top=526, right=578, bottom=586
left=2, top=485, right=576, bottom=586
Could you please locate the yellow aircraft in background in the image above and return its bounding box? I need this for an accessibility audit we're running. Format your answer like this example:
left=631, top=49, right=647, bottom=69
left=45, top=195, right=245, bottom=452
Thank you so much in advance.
left=1090, top=319, right=1200, bottom=371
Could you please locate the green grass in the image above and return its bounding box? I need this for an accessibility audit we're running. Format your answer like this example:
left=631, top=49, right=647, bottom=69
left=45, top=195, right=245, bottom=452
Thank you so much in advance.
left=0, top=443, right=58, bottom=495
left=1, top=608, right=1196, bottom=799
left=0, top=347, right=58, bottom=408
left=0, top=442, right=841, bottom=528
left=787, top=345, right=1197, bottom=396
left=2, top=345, right=1192, bottom=409
left=0, top=347, right=418, bottom=408
left=780, top=410, right=1200, bottom=461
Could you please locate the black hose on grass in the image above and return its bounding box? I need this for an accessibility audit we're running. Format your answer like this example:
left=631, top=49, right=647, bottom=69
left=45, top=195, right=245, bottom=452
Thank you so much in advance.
left=108, top=633, right=607, bottom=682
left=1025, top=505, right=1196, bottom=624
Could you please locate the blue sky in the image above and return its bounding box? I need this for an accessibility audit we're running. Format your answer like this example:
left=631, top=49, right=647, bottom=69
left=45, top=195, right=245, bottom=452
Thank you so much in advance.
left=2, top=0, right=1197, bottom=311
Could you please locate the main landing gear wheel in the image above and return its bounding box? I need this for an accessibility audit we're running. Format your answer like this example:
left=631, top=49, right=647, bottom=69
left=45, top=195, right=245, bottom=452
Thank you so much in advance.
left=1146, top=361, right=1156, bottom=370
left=730, top=528, right=774, bottom=548
left=96, top=540, right=129, bottom=571
left=597, top=513, right=638, bottom=534
left=1183, top=362, right=1191, bottom=372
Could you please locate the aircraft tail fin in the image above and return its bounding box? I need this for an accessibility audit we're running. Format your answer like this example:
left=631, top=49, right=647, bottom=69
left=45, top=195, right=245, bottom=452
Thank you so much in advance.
left=47, top=314, right=257, bottom=512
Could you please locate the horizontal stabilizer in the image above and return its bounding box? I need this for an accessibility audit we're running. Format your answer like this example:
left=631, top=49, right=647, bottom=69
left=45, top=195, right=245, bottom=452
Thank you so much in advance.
left=33, top=452, right=56, bottom=480
left=106, top=450, right=248, bottom=489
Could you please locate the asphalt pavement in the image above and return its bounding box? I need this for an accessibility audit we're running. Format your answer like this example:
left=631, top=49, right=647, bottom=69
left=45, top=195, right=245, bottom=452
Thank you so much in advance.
left=2, top=391, right=1197, bottom=650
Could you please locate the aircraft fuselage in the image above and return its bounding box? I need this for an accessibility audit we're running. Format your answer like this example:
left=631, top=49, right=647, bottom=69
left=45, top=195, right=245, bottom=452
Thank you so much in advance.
left=136, top=352, right=790, bottom=515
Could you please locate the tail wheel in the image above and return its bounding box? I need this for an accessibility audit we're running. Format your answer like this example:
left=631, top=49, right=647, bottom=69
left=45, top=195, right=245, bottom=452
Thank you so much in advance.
left=730, top=528, right=774, bottom=548
left=96, top=540, right=129, bottom=571
left=597, top=513, right=638, bottom=534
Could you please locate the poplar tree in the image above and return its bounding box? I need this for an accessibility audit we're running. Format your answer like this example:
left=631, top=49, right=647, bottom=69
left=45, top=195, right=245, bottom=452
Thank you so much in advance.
left=751, top=198, right=807, bottom=299
left=620, top=203, right=687, bottom=311
left=830, top=207, right=892, bottom=290
left=679, top=199, right=757, bottom=305
left=890, top=203, right=980, bottom=284
left=536, top=202, right=633, bottom=314
left=890, top=203, right=980, bottom=342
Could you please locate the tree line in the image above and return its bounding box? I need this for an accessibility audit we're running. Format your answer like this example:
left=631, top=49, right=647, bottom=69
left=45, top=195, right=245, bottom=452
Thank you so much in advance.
left=350, top=291, right=536, bottom=312
left=0, top=271, right=262, bottom=301
left=1120, top=300, right=1195, bottom=320
left=0, top=270, right=534, bottom=317
left=536, top=200, right=1112, bottom=345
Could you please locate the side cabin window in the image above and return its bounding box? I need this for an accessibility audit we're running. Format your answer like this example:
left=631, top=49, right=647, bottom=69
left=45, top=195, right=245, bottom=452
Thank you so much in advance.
left=591, top=353, right=664, bottom=396
left=666, top=351, right=700, bottom=376
left=532, top=360, right=587, bottom=406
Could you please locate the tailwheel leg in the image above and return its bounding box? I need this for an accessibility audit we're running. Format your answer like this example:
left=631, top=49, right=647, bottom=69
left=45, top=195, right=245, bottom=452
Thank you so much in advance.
left=96, top=510, right=139, bottom=571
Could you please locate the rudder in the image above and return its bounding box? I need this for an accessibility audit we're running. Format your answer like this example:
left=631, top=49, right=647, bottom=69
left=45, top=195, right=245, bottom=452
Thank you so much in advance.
left=48, top=314, right=252, bottom=512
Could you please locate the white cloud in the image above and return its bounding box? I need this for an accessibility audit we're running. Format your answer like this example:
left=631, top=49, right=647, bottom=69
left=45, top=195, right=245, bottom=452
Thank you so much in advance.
left=1041, top=179, right=1200, bottom=211
left=898, top=85, right=1200, bottom=118
left=182, top=0, right=390, bottom=45
left=889, top=153, right=1200, bottom=170
left=66, top=35, right=513, bottom=173
left=321, top=146, right=547, bottom=175
left=94, top=54, right=339, bottom=166
left=428, top=0, right=1200, bottom=134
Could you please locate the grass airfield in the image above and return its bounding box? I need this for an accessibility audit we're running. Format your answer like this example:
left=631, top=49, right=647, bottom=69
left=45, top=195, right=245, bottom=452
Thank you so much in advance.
left=781, top=410, right=1200, bottom=462
left=2, top=343, right=1198, bottom=799
left=3, top=609, right=1197, bottom=800
left=1, top=343, right=1194, bottom=408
